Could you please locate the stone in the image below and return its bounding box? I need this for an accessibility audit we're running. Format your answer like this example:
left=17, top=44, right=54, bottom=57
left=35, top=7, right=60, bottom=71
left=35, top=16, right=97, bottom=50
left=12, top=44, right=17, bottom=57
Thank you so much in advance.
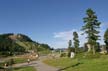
left=70, top=52, right=75, bottom=58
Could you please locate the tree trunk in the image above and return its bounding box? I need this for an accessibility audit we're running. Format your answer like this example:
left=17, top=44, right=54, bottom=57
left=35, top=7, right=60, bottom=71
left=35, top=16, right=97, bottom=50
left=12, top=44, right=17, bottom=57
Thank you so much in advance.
left=87, top=44, right=91, bottom=52
left=92, top=45, right=95, bottom=55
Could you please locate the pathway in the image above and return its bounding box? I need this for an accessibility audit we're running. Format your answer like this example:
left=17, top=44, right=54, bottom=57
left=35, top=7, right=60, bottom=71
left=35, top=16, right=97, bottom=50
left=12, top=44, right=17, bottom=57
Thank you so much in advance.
left=13, top=56, right=60, bottom=71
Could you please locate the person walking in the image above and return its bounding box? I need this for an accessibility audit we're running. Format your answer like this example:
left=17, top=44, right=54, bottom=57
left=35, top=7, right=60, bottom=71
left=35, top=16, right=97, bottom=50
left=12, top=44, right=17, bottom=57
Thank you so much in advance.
left=27, top=58, right=30, bottom=64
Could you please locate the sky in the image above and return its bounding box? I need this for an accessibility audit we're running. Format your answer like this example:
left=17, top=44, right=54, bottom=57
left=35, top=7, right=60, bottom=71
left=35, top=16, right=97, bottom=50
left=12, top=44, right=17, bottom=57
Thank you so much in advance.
left=0, top=0, right=108, bottom=48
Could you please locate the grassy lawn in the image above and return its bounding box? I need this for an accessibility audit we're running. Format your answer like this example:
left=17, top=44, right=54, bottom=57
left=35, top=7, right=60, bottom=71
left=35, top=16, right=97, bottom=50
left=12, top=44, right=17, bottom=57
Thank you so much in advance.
left=0, top=58, right=37, bottom=71
left=43, top=54, right=108, bottom=71
left=14, top=66, right=36, bottom=71
left=14, top=57, right=28, bottom=64
left=0, top=57, right=35, bottom=67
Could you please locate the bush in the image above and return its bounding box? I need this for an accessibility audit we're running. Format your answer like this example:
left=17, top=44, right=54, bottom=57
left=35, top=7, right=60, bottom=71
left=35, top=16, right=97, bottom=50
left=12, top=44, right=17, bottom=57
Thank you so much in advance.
left=74, top=52, right=101, bottom=60
left=83, top=52, right=100, bottom=59
left=5, top=58, right=15, bottom=66
left=60, top=53, right=67, bottom=57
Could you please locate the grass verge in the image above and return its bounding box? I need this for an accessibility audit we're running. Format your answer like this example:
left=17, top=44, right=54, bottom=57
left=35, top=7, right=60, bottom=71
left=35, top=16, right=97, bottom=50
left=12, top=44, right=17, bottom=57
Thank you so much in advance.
left=43, top=55, right=108, bottom=71
left=14, top=66, right=36, bottom=71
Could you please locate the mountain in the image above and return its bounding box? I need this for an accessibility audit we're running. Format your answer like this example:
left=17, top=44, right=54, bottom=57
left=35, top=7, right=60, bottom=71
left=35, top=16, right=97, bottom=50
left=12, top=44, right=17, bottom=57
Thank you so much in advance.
left=0, top=33, right=51, bottom=56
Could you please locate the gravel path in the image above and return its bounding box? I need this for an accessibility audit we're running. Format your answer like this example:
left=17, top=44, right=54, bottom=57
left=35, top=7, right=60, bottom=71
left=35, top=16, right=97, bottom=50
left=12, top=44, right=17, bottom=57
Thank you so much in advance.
left=0, top=56, right=60, bottom=71
left=34, top=60, right=59, bottom=71
left=13, top=56, right=60, bottom=71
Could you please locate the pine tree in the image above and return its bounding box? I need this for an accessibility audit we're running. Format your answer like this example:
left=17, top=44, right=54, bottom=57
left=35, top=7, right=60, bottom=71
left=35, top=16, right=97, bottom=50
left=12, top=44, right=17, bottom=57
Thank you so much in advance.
left=68, top=40, right=72, bottom=57
left=73, top=31, right=79, bottom=53
left=82, top=8, right=101, bottom=54
left=104, top=28, right=108, bottom=50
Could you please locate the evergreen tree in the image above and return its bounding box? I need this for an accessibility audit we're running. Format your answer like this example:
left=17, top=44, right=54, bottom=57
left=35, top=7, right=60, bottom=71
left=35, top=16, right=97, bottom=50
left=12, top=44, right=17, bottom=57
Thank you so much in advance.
left=73, top=31, right=79, bottom=53
left=81, top=8, right=101, bottom=54
left=68, top=40, right=72, bottom=57
left=104, top=28, right=108, bottom=50
left=68, top=40, right=72, bottom=48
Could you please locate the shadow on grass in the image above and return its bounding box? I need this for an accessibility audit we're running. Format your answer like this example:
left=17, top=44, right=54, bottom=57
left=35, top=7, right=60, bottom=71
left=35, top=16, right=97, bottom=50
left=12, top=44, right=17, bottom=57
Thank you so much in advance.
left=14, top=67, right=26, bottom=70
left=0, top=62, right=37, bottom=71
left=0, top=67, right=4, bottom=69
left=58, top=62, right=83, bottom=71
left=0, top=66, right=4, bottom=71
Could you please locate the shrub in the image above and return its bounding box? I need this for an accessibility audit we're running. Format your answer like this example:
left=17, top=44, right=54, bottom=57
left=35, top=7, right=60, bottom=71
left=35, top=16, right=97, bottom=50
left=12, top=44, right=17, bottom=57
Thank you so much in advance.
left=84, top=52, right=100, bottom=59
left=60, top=53, right=67, bottom=57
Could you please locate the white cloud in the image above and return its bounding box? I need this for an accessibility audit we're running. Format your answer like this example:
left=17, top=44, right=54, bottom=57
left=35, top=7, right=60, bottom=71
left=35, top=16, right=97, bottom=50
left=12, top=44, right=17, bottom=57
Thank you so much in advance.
left=54, top=29, right=76, bottom=41
left=53, top=23, right=107, bottom=48
left=53, top=29, right=87, bottom=48
left=98, top=23, right=108, bottom=44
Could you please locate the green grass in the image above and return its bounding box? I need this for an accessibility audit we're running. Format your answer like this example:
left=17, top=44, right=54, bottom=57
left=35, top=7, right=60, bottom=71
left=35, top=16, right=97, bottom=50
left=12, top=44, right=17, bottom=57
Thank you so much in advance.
left=38, top=50, right=51, bottom=55
left=14, top=57, right=28, bottom=64
left=8, top=57, right=36, bottom=64
left=14, top=66, right=36, bottom=71
left=0, top=58, right=36, bottom=71
left=43, top=54, right=108, bottom=71
left=0, top=57, right=30, bottom=67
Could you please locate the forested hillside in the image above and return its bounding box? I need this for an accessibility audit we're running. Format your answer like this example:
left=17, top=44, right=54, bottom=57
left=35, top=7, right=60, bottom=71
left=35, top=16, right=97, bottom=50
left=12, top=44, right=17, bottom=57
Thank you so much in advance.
left=0, top=33, right=52, bottom=56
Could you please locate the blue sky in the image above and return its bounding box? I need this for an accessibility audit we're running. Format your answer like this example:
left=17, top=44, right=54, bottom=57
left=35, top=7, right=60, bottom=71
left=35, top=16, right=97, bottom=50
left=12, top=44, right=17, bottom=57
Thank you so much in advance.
left=0, top=0, right=108, bottom=48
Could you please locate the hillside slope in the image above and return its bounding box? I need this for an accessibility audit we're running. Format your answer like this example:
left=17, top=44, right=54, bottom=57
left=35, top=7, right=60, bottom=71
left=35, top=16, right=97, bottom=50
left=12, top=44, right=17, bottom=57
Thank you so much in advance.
left=0, top=33, right=51, bottom=56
